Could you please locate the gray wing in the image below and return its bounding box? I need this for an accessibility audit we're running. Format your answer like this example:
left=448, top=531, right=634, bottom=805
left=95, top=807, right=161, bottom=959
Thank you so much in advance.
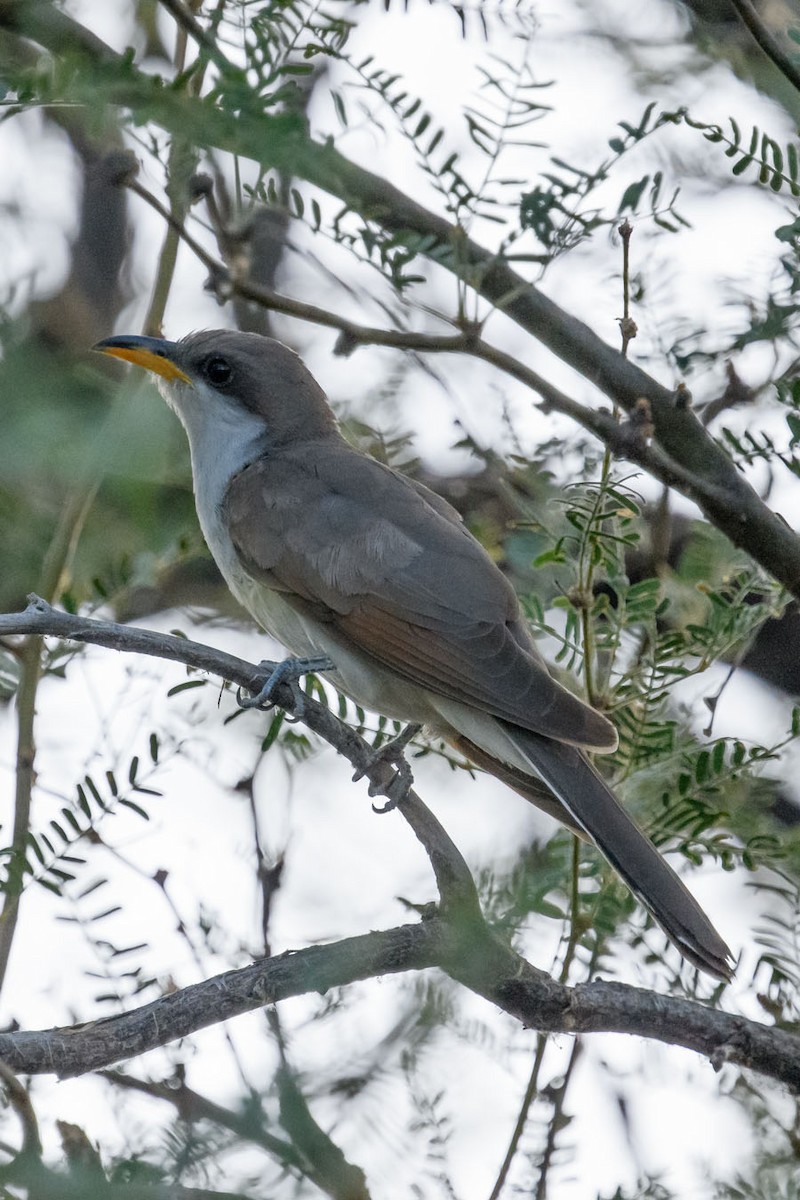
left=222, top=438, right=616, bottom=751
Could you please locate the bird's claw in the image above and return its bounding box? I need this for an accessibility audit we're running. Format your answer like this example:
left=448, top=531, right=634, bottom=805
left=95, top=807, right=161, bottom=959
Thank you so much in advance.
left=237, top=655, right=335, bottom=718
left=351, top=723, right=422, bottom=812
left=371, top=757, right=415, bottom=813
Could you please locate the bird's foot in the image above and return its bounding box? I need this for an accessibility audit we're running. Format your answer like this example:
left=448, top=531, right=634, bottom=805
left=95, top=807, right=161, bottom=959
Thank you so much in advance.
left=238, top=655, right=335, bottom=718
left=352, top=723, right=422, bottom=812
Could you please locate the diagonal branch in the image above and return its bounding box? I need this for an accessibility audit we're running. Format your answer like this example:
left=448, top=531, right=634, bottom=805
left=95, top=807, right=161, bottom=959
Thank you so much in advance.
left=99, top=1071, right=305, bottom=1175
left=157, top=0, right=232, bottom=74
left=122, top=178, right=724, bottom=501
left=117, top=176, right=800, bottom=598
left=0, top=922, right=445, bottom=1077
left=729, top=0, right=800, bottom=94
left=0, top=598, right=479, bottom=911
left=3, top=2, right=800, bottom=592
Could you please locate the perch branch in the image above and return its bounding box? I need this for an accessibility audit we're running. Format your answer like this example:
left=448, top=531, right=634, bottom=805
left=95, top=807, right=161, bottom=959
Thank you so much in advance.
left=0, top=603, right=799, bottom=1089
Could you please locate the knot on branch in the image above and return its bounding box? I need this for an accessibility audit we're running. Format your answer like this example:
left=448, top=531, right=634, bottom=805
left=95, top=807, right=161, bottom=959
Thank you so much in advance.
left=709, top=1019, right=751, bottom=1073
left=203, top=262, right=234, bottom=302
left=673, top=382, right=692, bottom=410
left=25, top=594, right=51, bottom=615
left=613, top=397, right=654, bottom=454
left=333, top=329, right=359, bottom=358
left=188, top=172, right=214, bottom=203
left=102, top=149, right=139, bottom=188
left=617, top=315, right=638, bottom=344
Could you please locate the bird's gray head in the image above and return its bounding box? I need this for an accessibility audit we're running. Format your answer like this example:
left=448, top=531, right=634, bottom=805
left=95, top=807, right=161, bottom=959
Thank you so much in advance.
left=93, top=329, right=338, bottom=447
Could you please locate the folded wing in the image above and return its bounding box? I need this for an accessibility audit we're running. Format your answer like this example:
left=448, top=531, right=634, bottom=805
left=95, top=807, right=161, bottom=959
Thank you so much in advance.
left=223, top=439, right=616, bottom=752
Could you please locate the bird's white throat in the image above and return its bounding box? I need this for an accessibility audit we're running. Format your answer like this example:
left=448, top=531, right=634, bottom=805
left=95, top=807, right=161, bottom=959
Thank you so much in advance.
left=159, top=376, right=267, bottom=588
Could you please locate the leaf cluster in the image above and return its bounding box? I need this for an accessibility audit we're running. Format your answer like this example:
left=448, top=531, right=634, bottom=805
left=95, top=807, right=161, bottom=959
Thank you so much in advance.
left=520, top=102, right=689, bottom=258
left=2, top=743, right=161, bottom=900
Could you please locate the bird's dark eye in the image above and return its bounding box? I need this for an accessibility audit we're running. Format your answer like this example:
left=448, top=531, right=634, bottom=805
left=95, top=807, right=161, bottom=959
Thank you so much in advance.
left=203, top=355, right=233, bottom=387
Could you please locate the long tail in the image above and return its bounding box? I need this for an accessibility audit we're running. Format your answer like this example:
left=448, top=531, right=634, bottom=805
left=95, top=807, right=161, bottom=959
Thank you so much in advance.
left=454, top=727, right=733, bottom=979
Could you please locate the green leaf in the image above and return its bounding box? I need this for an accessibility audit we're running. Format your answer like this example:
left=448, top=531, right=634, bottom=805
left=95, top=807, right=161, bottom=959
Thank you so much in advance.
left=261, top=710, right=286, bottom=752
left=532, top=546, right=566, bottom=567
left=49, top=820, right=67, bottom=843
left=167, top=679, right=206, bottom=697
left=332, top=90, right=348, bottom=127
left=63, top=809, right=82, bottom=835
left=76, top=786, right=92, bottom=819
left=712, top=740, right=726, bottom=773
left=695, top=750, right=710, bottom=783
left=731, top=154, right=754, bottom=177
left=118, top=798, right=150, bottom=820
left=617, top=176, right=649, bottom=214
left=27, top=835, right=46, bottom=867
left=84, top=775, right=105, bottom=808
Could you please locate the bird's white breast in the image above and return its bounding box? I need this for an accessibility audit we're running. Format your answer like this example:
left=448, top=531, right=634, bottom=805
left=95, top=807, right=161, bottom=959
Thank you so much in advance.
left=164, top=387, right=262, bottom=586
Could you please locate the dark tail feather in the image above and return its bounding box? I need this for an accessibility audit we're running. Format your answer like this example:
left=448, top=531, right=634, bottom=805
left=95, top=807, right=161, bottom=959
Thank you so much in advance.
left=459, top=727, right=733, bottom=979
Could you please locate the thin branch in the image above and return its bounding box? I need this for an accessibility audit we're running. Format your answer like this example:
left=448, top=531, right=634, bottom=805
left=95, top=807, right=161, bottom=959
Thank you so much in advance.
left=121, top=178, right=782, bottom=594
left=0, top=483, right=100, bottom=996
left=157, top=0, right=235, bottom=74
left=0, top=636, right=43, bottom=993
left=275, top=1058, right=370, bottom=1200
left=100, top=1071, right=304, bottom=1172
left=101, top=1066, right=371, bottom=1200
left=534, top=1040, right=582, bottom=1200
left=124, top=177, right=467, bottom=351
left=0, top=598, right=479, bottom=912
left=0, top=1059, right=42, bottom=1160
left=486, top=1035, right=548, bottom=1200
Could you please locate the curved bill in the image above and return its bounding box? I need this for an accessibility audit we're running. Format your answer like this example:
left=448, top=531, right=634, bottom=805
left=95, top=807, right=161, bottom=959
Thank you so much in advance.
left=93, top=335, right=191, bottom=384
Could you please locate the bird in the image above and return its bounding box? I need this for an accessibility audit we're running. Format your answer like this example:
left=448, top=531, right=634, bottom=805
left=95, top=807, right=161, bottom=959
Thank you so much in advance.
left=94, top=329, right=733, bottom=979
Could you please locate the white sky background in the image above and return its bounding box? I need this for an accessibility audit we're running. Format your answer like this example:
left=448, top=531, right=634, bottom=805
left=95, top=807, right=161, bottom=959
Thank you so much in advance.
left=2, top=0, right=800, bottom=1196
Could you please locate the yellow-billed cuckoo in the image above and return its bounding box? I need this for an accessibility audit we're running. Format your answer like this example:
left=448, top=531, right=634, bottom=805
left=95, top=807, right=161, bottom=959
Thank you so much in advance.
left=94, top=330, right=733, bottom=979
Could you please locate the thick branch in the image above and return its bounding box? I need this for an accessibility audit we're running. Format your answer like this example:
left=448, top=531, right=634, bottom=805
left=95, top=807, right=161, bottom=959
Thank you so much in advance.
left=3, top=3, right=800, bottom=594
left=0, top=910, right=797, bottom=1090
left=0, top=922, right=443, bottom=1076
